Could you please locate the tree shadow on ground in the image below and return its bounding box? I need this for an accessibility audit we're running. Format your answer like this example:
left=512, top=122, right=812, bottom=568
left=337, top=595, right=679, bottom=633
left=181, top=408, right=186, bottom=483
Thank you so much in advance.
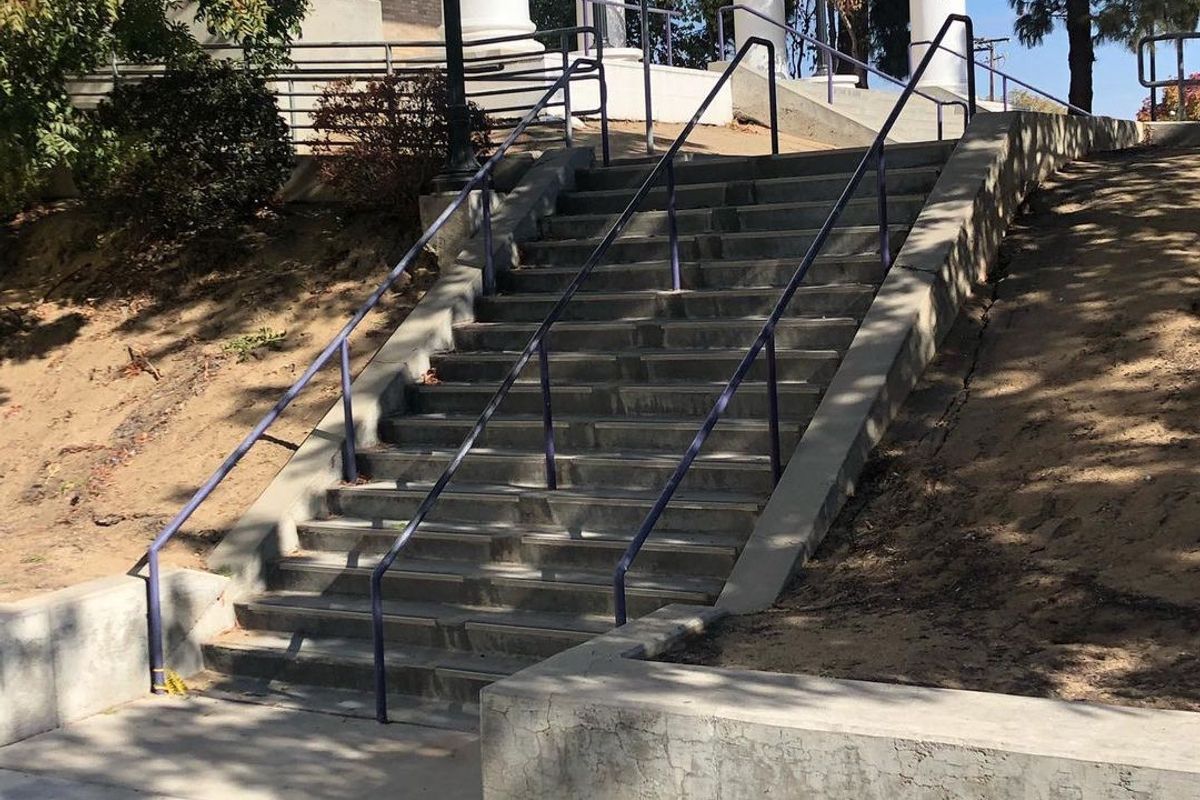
left=673, top=146, right=1200, bottom=712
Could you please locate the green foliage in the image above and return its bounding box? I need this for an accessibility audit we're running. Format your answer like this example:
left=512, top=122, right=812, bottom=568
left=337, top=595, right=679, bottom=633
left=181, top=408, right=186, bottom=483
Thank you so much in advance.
left=1008, top=88, right=1068, bottom=113
left=223, top=327, right=288, bottom=361
left=0, top=0, right=308, bottom=216
left=311, top=73, right=492, bottom=212
left=77, top=58, right=294, bottom=235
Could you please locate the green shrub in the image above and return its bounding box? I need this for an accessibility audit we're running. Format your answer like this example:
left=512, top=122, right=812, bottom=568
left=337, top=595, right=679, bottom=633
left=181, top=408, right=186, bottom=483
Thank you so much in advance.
left=311, top=73, right=491, bottom=212
left=78, top=57, right=294, bottom=235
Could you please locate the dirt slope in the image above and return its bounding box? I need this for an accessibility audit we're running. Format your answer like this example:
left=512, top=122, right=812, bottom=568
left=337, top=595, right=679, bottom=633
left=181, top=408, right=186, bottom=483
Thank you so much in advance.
left=672, top=147, right=1200, bottom=711
left=0, top=204, right=434, bottom=601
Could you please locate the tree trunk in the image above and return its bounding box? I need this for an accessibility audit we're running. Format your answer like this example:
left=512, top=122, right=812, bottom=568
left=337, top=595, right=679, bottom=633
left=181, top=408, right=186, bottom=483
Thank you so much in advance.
left=1065, top=0, right=1094, bottom=113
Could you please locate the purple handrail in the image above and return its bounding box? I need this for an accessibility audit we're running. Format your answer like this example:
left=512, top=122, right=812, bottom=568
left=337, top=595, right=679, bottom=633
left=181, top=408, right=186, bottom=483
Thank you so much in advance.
left=369, top=36, right=781, bottom=723
left=716, top=3, right=966, bottom=140
left=142, top=49, right=608, bottom=695
left=612, top=13, right=978, bottom=626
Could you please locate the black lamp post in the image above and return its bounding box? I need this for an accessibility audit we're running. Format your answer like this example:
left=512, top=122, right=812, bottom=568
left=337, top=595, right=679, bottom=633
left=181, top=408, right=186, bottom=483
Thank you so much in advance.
left=813, top=0, right=830, bottom=77
left=434, top=0, right=481, bottom=189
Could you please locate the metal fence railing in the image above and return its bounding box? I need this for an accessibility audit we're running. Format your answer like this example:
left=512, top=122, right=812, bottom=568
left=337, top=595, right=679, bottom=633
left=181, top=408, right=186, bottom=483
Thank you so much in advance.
left=68, top=27, right=609, bottom=151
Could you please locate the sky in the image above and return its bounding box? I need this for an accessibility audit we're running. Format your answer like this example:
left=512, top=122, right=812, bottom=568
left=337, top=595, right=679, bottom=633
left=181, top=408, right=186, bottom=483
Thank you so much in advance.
left=967, top=0, right=1151, bottom=118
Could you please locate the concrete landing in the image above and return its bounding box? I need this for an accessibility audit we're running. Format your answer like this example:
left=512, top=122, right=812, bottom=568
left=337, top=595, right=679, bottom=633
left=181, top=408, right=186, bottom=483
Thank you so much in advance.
left=0, top=696, right=481, bottom=800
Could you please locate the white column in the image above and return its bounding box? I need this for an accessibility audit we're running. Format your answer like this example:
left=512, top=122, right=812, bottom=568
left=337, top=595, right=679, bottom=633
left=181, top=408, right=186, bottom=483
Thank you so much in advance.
left=733, top=0, right=787, bottom=75
left=456, top=0, right=542, bottom=54
left=909, top=0, right=969, bottom=92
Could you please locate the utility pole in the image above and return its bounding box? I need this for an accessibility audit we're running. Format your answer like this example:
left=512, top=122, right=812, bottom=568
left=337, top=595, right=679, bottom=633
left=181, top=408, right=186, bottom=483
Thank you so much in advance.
left=434, top=0, right=481, bottom=189
left=974, top=36, right=1009, bottom=102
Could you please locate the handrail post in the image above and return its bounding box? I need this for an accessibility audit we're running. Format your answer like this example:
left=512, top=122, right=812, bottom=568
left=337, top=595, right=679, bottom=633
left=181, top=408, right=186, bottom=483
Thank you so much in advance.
left=936, top=103, right=944, bottom=140
left=766, top=41, right=779, bottom=154
left=595, top=7, right=612, bottom=166
left=877, top=143, right=890, bottom=274
left=561, top=35, right=573, bottom=148
left=340, top=340, right=357, bottom=483
left=371, top=573, right=388, bottom=722
left=1002, top=76, right=1008, bottom=111
left=666, top=13, right=674, bottom=66
left=717, top=8, right=726, bottom=61
left=667, top=159, right=681, bottom=291
left=766, top=331, right=781, bottom=485
left=963, top=16, right=977, bottom=119
left=1177, top=37, right=1186, bottom=120
left=1150, top=39, right=1157, bottom=122
left=641, top=0, right=654, bottom=155
left=538, top=339, right=557, bottom=490
left=147, top=550, right=165, bottom=693
left=482, top=174, right=496, bottom=295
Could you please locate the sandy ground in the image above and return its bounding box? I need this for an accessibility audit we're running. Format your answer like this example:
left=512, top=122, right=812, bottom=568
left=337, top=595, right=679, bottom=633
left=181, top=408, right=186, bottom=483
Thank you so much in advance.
left=0, top=204, right=435, bottom=601
left=671, top=147, right=1200, bottom=711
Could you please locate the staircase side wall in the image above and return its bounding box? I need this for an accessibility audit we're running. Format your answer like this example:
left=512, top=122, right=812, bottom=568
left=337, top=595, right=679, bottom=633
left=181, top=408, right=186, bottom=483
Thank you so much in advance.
left=719, top=111, right=1142, bottom=614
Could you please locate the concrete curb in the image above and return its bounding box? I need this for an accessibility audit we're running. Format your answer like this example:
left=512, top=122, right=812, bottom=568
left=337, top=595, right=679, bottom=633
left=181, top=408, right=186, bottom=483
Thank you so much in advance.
left=207, top=146, right=594, bottom=599
left=480, top=606, right=1200, bottom=799
left=0, top=569, right=231, bottom=746
left=718, top=111, right=1143, bottom=614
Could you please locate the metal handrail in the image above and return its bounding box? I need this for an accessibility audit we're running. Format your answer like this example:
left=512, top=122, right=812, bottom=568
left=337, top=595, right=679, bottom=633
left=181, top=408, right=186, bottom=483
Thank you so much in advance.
left=909, top=39, right=1090, bottom=116
left=716, top=5, right=966, bottom=140
left=368, top=36, right=781, bottom=724
left=1137, top=32, right=1200, bottom=121
left=141, top=55, right=606, bottom=696
left=611, top=13, right=978, bottom=626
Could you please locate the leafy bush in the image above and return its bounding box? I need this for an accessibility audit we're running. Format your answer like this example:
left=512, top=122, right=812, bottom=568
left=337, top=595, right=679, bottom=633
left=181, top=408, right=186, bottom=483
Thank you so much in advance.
left=78, top=57, right=294, bottom=235
left=311, top=73, right=492, bottom=212
left=0, top=0, right=307, bottom=217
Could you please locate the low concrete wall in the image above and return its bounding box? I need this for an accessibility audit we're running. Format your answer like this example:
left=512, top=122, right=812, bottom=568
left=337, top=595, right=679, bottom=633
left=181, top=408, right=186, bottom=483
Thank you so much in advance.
left=712, top=60, right=877, bottom=147
left=208, top=147, right=593, bottom=598
left=719, top=111, right=1143, bottom=614
left=0, top=569, right=231, bottom=746
left=481, top=607, right=1200, bottom=799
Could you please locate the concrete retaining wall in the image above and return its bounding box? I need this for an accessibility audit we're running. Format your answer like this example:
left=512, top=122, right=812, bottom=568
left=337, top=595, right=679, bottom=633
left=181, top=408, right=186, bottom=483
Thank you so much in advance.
left=208, top=147, right=593, bottom=599
left=719, top=111, right=1143, bottom=614
left=481, top=607, right=1200, bottom=799
left=0, top=569, right=231, bottom=746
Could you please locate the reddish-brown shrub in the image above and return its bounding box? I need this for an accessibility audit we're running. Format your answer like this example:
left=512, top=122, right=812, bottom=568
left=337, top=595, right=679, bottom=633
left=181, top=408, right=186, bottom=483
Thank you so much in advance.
left=311, top=72, right=491, bottom=211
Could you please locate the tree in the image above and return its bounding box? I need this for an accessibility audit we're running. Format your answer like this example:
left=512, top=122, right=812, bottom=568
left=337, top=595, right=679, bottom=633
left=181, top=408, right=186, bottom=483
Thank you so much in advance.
left=1012, top=0, right=1200, bottom=115
left=1008, top=87, right=1068, bottom=112
left=0, top=0, right=308, bottom=214
left=1136, top=71, right=1200, bottom=118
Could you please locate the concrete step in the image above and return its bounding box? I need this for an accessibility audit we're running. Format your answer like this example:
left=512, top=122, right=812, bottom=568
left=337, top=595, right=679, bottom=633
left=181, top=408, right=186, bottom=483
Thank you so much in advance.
left=473, top=284, right=876, bottom=323
left=452, top=316, right=862, bottom=352
left=539, top=194, right=927, bottom=239
left=573, top=140, right=955, bottom=190
left=356, top=447, right=778, bottom=493
left=295, top=518, right=744, bottom=575
left=520, top=225, right=907, bottom=265
left=557, top=166, right=942, bottom=214
left=404, top=380, right=822, bottom=421
left=268, top=554, right=723, bottom=616
left=233, top=593, right=612, bottom=659
left=500, top=255, right=886, bottom=293
left=428, top=347, right=841, bottom=384
left=203, top=630, right=536, bottom=705
left=192, top=672, right=480, bottom=731
left=379, top=413, right=800, bottom=456
left=327, top=481, right=763, bottom=534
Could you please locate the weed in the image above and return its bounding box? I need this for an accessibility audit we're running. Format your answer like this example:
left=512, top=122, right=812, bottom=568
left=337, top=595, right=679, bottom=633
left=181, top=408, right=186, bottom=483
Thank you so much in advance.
left=223, top=327, right=287, bottom=362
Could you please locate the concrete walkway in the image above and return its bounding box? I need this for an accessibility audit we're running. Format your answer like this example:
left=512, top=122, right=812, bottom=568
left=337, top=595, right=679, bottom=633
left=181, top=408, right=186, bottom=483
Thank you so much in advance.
left=0, top=696, right=481, bottom=799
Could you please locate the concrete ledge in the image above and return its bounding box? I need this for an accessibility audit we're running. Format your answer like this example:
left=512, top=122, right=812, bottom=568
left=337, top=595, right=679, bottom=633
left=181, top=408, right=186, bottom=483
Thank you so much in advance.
left=1142, top=121, right=1200, bottom=148
left=0, top=569, right=230, bottom=746
left=718, top=111, right=1143, bottom=614
left=481, top=606, right=1200, bottom=799
left=208, top=146, right=593, bottom=599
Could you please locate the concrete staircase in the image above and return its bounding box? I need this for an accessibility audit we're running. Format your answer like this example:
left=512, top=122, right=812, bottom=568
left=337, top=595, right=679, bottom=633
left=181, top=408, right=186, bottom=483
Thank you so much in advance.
left=195, top=140, right=956, bottom=728
left=784, top=81, right=969, bottom=143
